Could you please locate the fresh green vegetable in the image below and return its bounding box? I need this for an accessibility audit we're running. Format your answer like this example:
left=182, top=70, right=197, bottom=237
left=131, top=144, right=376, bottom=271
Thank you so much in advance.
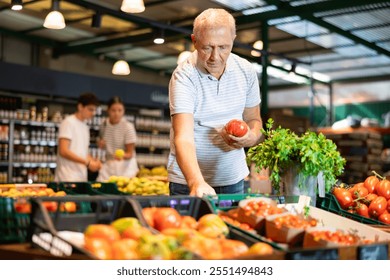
left=247, top=118, right=346, bottom=194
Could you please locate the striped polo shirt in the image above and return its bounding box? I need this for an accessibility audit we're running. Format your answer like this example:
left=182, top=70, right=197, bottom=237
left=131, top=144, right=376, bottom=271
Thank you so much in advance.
left=168, top=51, right=261, bottom=187
left=100, top=118, right=137, bottom=160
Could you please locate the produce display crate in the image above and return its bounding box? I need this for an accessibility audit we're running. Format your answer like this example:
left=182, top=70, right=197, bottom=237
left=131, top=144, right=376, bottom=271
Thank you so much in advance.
left=47, top=182, right=105, bottom=196
left=0, top=183, right=76, bottom=244
left=129, top=195, right=285, bottom=258
left=207, top=194, right=390, bottom=259
left=89, top=182, right=128, bottom=195
left=27, top=195, right=139, bottom=259
left=316, top=193, right=388, bottom=226
left=0, top=197, right=30, bottom=243
left=206, top=193, right=299, bottom=212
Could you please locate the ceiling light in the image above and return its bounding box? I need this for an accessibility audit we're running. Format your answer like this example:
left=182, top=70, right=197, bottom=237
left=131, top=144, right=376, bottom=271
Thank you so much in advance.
left=43, top=1, right=65, bottom=29
left=251, top=40, right=263, bottom=57
left=11, top=0, right=23, bottom=11
left=153, top=29, right=165, bottom=44
left=177, top=51, right=191, bottom=64
left=112, top=59, right=130, bottom=75
left=121, top=0, right=145, bottom=13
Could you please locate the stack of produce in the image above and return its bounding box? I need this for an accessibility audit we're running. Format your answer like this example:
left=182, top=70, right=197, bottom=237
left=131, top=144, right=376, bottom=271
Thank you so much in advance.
left=83, top=213, right=274, bottom=260
left=332, top=172, right=390, bottom=224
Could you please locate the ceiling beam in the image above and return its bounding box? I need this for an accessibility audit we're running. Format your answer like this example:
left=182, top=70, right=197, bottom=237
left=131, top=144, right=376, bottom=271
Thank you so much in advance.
left=262, top=0, right=390, bottom=57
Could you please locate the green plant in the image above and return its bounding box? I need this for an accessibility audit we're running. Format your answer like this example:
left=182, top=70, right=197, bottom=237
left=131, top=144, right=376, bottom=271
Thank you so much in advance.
left=247, top=118, right=346, bottom=194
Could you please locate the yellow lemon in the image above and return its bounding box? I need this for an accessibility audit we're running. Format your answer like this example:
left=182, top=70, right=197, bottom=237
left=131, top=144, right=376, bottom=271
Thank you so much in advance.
left=115, top=149, right=125, bottom=159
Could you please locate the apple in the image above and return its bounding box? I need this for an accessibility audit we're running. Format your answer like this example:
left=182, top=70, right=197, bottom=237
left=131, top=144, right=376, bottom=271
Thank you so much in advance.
left=111, top=239, right=139, bottom=260
left=225, top=119, right=248, bottom=137
left=110, top=217, right=141, bottom=234
left=197, top=213, right=229, bottom=238
left=84, top=224, right=120, bottom=242
left=84, top=237, right=112, bottom=260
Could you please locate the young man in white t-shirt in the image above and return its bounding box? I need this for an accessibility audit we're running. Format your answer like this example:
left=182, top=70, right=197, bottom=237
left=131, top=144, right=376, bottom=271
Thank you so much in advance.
left=55, top=92, right=102, bottom=182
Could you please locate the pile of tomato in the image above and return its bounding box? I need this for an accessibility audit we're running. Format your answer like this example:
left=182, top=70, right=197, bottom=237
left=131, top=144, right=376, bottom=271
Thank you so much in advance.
left=273, top=214, right=317, bottom=229
left=309, top=230, right=371, bottom=246
left=241, top=200, right=285, bottom=217
left=332, top=172, right=390, bottom=224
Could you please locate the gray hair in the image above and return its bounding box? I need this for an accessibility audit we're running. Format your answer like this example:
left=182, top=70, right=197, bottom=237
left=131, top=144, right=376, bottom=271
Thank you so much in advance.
left=193, top=8, right=236, bottom=39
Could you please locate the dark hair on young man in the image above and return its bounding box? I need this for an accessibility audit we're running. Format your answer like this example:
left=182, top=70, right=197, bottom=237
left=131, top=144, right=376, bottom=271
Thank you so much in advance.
left=107, top=96, right=124, bottom=109
left=78, top=92, right=99, bottom=106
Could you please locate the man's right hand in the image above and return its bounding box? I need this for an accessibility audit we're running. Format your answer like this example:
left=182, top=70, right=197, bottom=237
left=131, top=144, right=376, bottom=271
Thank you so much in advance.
left=189, top=182, right=216, bottom=197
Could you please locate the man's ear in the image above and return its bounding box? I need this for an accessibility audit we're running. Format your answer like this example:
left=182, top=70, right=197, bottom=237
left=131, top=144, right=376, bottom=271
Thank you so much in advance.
left=191, top=34, right=196, bottom=44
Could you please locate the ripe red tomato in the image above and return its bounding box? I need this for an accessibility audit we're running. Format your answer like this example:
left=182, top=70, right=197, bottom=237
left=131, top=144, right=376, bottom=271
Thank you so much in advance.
left=378, top=211, right=390, bottom=225
left=368, top=196, right=387, bottom=219
left=349, top=183, right=368, bottom=200
left=364, top=193, right=378, bottom=206
left=333, top=187, right=354, bottom=209
left=364, top=176, right=379, bottom=193
left=375, top=179, right=390, bottom=200
left=152, top=207, right=182, bottom=231
left=356, top=203, right=369, bottom=218
left=142, top=207, right=157, bottom=228
left=225, top=119, right=248, bottom=137
left=388, top=199, right=390, bottom=213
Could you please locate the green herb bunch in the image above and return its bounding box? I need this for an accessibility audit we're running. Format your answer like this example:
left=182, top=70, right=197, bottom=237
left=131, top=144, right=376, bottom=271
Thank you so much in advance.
left=247, top=118, right=346, bottom=194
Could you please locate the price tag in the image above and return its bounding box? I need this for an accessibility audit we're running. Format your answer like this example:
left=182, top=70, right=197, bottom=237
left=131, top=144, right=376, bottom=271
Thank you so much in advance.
left=357, top=243, right=388, bottom=260
left=287, top=248, right=339, bottom=260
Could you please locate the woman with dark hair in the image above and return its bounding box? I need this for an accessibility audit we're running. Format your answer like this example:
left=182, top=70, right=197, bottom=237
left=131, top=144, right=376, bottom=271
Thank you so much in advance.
left=96, top=96, right=139, bottom=181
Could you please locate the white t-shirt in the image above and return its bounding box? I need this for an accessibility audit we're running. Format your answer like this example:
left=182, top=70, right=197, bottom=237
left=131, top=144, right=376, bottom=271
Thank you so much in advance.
left=54, top=114, right=90, bottom=182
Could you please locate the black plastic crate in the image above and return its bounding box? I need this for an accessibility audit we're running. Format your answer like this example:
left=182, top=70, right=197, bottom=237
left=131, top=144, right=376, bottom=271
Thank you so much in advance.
left=0, top=197, right=30, bottom=243
left=28, top=195, right=139, bottom=259
left=205, top=193, right=298, bottom=212
left=316, top=193, right=388, bottom=226
left=130, top=195, right=215, bottom=220
left=48, top=182, right=104, bottom=196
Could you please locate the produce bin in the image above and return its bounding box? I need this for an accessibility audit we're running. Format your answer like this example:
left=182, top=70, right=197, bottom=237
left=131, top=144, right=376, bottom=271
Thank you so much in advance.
left=205, top=193, right=298, bottom=211
left=47, top=182, right=105, bottom=196
left=27, top=195, right=138, bottom=259
left=128, top=195, right=285, bottom=259
left=0, top=197, right=29, bottom=243
left=0, top=183, right=76, bottom=244
left=316, top=193, right=388, bottom=226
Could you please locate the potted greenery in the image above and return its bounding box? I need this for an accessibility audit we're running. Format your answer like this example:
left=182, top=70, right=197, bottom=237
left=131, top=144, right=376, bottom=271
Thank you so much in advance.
left=247, top=118, right=346, bottom=203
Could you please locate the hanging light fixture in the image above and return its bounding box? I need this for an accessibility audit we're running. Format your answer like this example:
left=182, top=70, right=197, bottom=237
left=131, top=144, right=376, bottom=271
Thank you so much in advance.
left=121, top=0, right=145, bottom=13
left=112, top=58, right=130, bottom=75
left=11, top=0, right=23, bottom=11
left=91, top=12, right=102, bottom=28
left=43, top=0, right=66, bottom=29
left=251, top=40, right=263, bottom=57
left=153, top=29, right=165, bottom=44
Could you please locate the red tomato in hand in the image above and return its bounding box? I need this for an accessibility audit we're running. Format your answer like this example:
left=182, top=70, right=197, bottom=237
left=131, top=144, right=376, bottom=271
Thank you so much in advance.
left=375, top=179, right=390, bottom=200
left=368, top=196, right=387, bottom=219
left=225, top=119, right=248, bottom=137
left=333, top=187, right=354, bottom=209
left=364, top=176, right=379, bottom=193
